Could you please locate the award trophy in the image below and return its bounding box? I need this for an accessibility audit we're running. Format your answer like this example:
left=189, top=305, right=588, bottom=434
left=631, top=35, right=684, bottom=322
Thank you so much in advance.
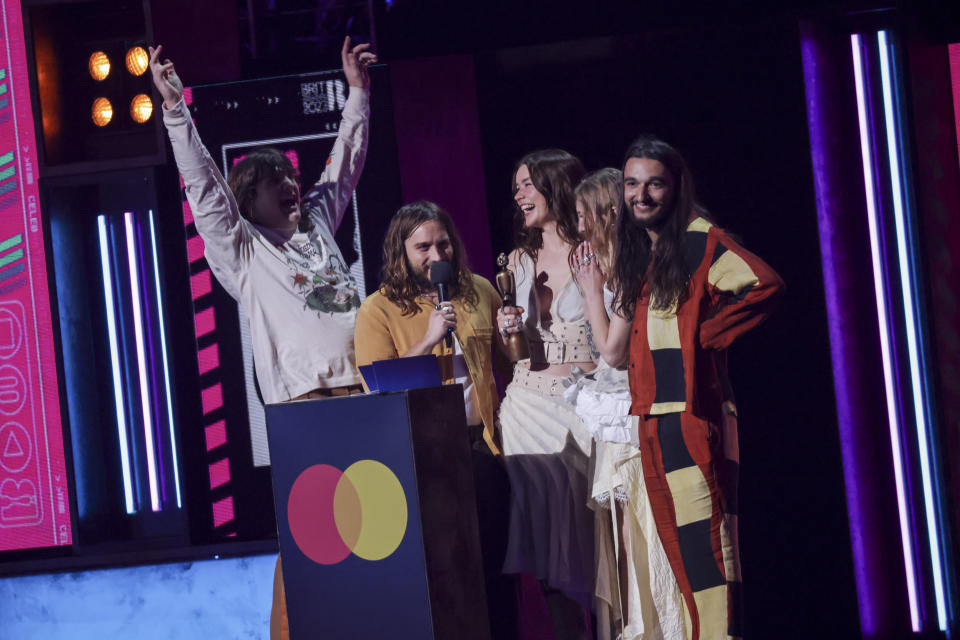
left=495, top=253, right=530, bottom=362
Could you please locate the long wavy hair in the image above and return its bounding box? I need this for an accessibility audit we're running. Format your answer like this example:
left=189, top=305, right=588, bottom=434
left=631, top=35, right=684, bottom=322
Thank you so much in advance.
left=574, top=168, right=622, bottom=275
left=379, top=201, right=478, bottom=316
left=227, top=148, right=314, bottom=233
left=612, top=136, right=710, bottom=317
left=512, top=149, right=585, bottom=270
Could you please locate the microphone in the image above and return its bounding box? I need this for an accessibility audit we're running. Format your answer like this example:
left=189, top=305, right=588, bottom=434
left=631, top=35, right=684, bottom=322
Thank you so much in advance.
left=429, top=260, right=454, bottom=348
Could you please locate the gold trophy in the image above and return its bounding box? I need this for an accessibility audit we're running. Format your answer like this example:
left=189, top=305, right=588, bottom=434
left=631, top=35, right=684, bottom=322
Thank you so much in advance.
left=495, top=253, right=530, bottom=362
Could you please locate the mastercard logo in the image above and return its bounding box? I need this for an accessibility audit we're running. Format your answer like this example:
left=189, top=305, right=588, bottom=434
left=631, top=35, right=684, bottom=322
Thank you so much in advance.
left=287, top=460, right=408, bottom=565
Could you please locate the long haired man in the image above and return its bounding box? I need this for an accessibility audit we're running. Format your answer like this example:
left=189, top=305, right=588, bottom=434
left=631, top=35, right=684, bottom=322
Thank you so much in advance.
left=354, top=201, right=517, bottom=639
left=151, top=39, right=377, bottom=640
left=580, top=136, right=784, bottom=639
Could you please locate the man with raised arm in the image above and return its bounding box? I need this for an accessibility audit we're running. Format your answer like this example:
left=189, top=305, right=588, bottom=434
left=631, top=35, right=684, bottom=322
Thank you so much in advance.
left=150, top=39, right=377, bottom=640
left=149, top=38, right=376, bottom=404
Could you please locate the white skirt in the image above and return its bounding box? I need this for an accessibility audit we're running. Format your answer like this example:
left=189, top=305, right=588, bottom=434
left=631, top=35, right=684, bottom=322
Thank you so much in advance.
left=499, top=367, right=595, bottom=605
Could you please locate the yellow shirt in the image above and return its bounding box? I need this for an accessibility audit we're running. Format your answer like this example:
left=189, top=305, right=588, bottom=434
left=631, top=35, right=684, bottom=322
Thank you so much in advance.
left=354, top=274, right=503, bottom=454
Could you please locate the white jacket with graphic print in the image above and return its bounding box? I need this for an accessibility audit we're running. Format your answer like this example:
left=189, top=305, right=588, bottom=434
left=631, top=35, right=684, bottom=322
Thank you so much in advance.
left=163, top=87, right=369, bottom=402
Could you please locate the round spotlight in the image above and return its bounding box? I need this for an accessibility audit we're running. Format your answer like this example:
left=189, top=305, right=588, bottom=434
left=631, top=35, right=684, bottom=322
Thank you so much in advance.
left=129, top=94, right=153, bottom=123
left=91, top=97, right=113, bottom=127
left=125, top=46, right=149, bottom=77
left=88, top=51, right=111, bottom=82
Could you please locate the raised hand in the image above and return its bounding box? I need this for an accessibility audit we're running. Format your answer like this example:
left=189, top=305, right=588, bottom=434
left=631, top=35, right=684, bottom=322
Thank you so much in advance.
left=148, top=45, right=184, bottom=110
left=573, top=241, right=605, bottom=302
left=341, top=36, right=378, bottom=90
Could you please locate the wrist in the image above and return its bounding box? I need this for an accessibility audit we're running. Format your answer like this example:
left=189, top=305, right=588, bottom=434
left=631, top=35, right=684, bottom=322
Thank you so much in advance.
left=408, top=335, right=437, bottom=357
left=583, top=288, right=603, bottom=303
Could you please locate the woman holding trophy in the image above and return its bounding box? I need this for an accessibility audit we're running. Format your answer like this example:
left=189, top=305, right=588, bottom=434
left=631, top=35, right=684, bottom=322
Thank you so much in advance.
left=496, top=149, right=596, bottom=639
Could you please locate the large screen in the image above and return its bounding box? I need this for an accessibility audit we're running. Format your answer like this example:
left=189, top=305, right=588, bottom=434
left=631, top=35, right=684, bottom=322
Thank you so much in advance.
left=0, top=0, right=71, bottom=552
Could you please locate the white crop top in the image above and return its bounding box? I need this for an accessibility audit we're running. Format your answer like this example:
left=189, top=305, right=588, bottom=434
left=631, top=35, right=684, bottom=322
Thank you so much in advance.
left=514, top=252, right=594, bottom=364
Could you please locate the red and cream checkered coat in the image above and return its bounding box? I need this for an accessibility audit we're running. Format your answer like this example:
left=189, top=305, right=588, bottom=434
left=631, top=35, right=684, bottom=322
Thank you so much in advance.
left=628, top=216, right=784, bottom=640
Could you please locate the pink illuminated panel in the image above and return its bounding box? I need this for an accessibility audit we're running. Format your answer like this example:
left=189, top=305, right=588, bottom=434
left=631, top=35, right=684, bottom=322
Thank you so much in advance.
left=180, top=102, right=235, bottom=529
left=204, top=420, right=227, bottom=451
left=211, top=496, right=235, bottom=528
left=951, top=44, right=960, bottom=162
left=0, top=0, right=71, bottom=551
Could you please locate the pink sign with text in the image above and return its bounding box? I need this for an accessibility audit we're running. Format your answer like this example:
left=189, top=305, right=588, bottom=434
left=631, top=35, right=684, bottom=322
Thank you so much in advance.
left=0, top=0, right=71, bottom=552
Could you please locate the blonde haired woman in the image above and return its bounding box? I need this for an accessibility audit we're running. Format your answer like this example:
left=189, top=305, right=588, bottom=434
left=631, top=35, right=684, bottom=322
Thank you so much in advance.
left=574, top=168, right=620, bottom=275
left=568, top=168, right=684, bottom=640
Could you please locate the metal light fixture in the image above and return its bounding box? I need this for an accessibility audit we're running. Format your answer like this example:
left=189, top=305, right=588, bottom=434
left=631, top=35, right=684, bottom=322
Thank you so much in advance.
left=91, top=97, right=113, bottom=127
left=88, top=50, right=110, bottom=81
left=129, top=93, right=152, bottom=123
left=125, top=46, right=148, bottom=77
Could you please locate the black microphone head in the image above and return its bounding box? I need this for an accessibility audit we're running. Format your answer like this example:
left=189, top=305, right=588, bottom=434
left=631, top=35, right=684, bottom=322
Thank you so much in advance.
left=429, top=260, right=454, bottom=286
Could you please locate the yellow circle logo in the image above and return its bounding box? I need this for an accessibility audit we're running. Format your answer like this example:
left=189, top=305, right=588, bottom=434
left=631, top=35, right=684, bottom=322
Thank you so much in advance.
left=287, top=460, right=408, bottom=565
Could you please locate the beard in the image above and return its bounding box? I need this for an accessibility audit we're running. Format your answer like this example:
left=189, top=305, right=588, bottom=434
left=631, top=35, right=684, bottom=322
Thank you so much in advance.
left=633, top=200, right=675, bottom=232
left=410, top=269, right=432, bottom=293
left=407, top=259, right=458, bottom=295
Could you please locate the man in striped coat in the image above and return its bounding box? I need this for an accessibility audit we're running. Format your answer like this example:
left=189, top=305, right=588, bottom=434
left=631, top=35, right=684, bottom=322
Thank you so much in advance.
left=604, top=135, right=785, bottom=639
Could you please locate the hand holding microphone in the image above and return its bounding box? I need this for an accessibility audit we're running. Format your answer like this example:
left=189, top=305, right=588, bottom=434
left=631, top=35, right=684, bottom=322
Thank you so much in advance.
left=429, top=261, right=455, bottom=348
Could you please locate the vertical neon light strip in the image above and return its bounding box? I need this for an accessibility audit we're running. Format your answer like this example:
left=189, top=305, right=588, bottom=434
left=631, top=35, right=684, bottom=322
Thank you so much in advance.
left=97, top=215, right=135, bottom=514
left=850, top=33, right=920, bottom=630
left=878, top=30, right=948, bottom=631
left=124, top=211, right=160, bottom=512
left=148, top=210, right=182, bottom=508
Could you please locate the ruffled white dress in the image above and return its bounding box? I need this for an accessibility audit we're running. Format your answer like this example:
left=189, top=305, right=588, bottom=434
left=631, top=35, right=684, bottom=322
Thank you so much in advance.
left=563, top=289, right=685, bottom=640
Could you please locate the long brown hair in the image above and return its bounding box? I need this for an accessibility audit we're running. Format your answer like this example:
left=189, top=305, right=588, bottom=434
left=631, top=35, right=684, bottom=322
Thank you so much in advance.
left=512, top=149, right=585, bottom=268
left=226, top=148, right=314, bottom=233
left=379, top=201, right=478, bottom=316
left=613, top=136, right=710, bottom=317
left=574, top=168, right=622, bottom=274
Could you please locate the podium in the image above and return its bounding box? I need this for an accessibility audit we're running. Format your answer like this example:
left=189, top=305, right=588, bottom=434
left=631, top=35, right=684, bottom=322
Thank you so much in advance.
left=266, top=386, right=491, bottom=640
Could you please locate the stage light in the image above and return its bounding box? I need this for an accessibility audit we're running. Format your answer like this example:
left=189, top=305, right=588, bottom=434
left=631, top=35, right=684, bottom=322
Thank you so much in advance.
left=850, top=33, right=920, bottom=631
left=878, top=29, right=948, bottom=632
left=124, top=211, right=160, bottom=512
left=88, top=51, right=110, bottom=81
left=125, top=46, right=148, bottom=77
left=148, top=210, right=183, bottom=508
left=91, top=97, right=113, bottom=127
left=98, top=215, right=136, bottom=514
left=129, top=93, right=152, bottom=123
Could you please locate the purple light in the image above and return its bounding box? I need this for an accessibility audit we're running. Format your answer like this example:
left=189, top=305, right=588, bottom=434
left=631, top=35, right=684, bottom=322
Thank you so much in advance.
left=124, top=211, right=160, bottom=512
left=148, top=210, right=182, bottom=509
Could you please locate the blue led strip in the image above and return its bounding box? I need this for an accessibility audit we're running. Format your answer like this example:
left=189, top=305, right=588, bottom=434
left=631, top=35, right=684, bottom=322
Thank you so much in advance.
left=877, top=30, right=949, bottom=632
left=97, top=215, right=136, bottom=514
left=850, top=33, right=920, bottom=631
left=123, top=211, right=160, bottom=512
left=148, top=210, right=182, bottom=508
